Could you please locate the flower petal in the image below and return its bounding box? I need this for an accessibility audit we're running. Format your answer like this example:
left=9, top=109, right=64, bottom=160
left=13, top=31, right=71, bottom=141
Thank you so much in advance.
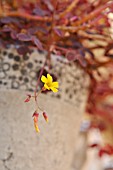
left=47, top=74, right=52, bottom=82
left=41, top=75, right=47, bottom=83
left=52, top=82, right=59, bottom=88
left=44, top=84, right=50, bottom=90
left=50, top=87, right=58, bottom=93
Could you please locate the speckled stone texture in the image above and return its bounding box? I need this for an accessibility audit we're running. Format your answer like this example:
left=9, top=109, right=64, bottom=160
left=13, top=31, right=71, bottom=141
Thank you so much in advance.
left=0, top=48, right=89, bottom=170
left=0, top=48, right=89, bottom=106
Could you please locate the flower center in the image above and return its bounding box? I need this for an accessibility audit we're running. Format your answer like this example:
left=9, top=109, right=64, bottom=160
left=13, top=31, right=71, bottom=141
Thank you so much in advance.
left=47, top=82, right=52, bottom=87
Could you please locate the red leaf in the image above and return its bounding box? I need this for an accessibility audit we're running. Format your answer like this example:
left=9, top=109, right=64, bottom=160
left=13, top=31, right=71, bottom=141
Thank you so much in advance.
left=42, top=0, right=54, bottom=12
left=70, top=16, right=78, bottom=22
left=99, top=145, right=113, bottom=157
left=66, top=50, right=87, bottom=67
left=98, top=122, right=106, bottom=131
left=66, top=51, right=75, bottom=61
left=99, top=149, right=105, bottom=157
left=32, top=36, right=43, bottom=50
left=17, top=33, right=32, bottom=41
left=54, top=28, right=63, bottom=37
left=33, top=7, right=49, bottom=16
left=89, top=143, right=99, bottom=148
left=17, top=46, right=32, bottom=55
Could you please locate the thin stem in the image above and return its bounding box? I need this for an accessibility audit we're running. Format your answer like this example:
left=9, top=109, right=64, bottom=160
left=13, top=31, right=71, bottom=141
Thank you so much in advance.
left=0, top=0, right=3, bottom=15
left=35, top=89, right=43, bottom=111
left=72, top=2, right=113, bottom=27
left=34, top=57, right=47, bottom=103
left=38, top=106, right=44, bottom=112
left=59, top=0, right=79, bottom=18
left=3, top=11, right=51, bottom=21
left=33, top=3, right=58, bottom=107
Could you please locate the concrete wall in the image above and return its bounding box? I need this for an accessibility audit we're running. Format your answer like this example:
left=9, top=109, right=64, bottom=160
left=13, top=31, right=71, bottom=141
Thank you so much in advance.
left=0, top=48, right=89, bottom=170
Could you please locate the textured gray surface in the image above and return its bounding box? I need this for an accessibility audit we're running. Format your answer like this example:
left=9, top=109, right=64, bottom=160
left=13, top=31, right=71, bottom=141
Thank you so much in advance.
left=0, top=90, right=87, bottom=170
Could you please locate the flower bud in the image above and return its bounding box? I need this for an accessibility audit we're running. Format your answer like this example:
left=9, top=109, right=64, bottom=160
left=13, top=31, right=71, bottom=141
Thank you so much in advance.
left=32, top=112, right=39, bottom=118
left=43, top=112, right=48, bottom=122
left=24, top=94, right=31, bottom=102
left=32, top=111, right=40, bottom=133
left=34, top=123, right=40, bottom=133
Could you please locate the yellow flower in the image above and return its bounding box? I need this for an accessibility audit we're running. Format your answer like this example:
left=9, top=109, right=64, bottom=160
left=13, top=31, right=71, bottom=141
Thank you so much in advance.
left=41, top=74, right=59, bottom=93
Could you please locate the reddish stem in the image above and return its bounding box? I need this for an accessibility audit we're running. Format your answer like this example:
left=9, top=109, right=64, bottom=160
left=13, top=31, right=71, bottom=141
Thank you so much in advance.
left=4, top=11, right=51, bottom=21
left=73, top=2, right=113, bottom=27
left=34, top=57, right=47, bottom=103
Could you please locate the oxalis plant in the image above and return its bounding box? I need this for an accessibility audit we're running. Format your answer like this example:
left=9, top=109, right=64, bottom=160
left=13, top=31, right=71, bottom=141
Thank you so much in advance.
left=0, top=0, right=113, bottom=158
